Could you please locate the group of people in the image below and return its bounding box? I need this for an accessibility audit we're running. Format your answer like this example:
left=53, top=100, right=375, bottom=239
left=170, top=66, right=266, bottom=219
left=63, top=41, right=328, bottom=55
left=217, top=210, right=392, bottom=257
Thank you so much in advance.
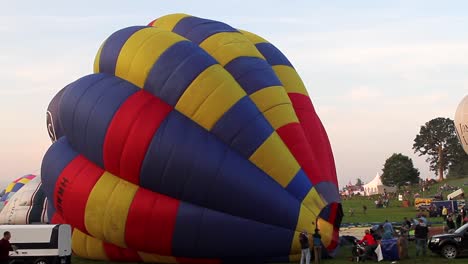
left=299, top=228, right=322, bottom=264
left=354, top=215, right=431, bottom=261
left=442, top=206, right=468, bottom=231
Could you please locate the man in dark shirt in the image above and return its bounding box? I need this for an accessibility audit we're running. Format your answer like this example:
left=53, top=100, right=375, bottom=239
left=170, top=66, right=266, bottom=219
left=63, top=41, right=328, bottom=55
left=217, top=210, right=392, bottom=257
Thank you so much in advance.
left=414, top=218, right=429, bottom=256
left=0, top=231, right=13, bottom=264
left=299, top=231, right=310, bottom=264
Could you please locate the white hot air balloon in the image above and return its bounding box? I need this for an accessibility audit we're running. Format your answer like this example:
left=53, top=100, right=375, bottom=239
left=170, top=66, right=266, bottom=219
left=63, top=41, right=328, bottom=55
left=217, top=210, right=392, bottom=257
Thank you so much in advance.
left=0, top=176, right=48, bottom=224
left=455, top=95, right=468, bottom=154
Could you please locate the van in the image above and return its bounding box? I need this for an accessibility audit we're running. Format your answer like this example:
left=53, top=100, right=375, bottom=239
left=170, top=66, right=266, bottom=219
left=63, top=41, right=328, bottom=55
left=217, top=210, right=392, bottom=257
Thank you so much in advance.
left=0, top=224, right=71, bottom=264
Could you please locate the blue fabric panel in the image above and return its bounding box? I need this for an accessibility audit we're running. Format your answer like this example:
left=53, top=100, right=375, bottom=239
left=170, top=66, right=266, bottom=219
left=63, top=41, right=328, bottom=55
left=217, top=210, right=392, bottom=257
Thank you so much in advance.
left=46, top=199, right=56, bottom=223
left=315, top=182, right=341, bottom=204
left=224, top=57, right=282, bottom=94
left=140, top=111, right=300, bottom=230
left=28, top=186, right=47, bottom=224
left=222, top=257, right=269, bottom=264
left=98, top=26, right=147, bottom=74
left=319, top=204, right=332, bottom=220
left=40, top=137, right=78, bottom=207
left=173, top=17, right=237, bottom=44
left=143, top=41, right=217, bottom=106
left=266, top=255, right=290, bottom=263
left=381, top=238, right=399, bottom=261
left=255, top=42, right=293, bottom=67
left=286, top=169, right=312, bottom=201
left=211, top=96, right=273, bottom=157
left=59, top=74, right=138, bottom=168
left=11, top=183, right=24, bottom=192
left=172, top=203, right=293, bottom=258
left=47, top=87, right=67, bottom=141
left=229, top=114, right=273, bottom=157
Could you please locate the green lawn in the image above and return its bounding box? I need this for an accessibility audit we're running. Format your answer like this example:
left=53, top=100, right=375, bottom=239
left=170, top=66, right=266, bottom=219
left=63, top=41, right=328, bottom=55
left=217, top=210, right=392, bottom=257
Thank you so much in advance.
left=70, top=177, right=468, bottom=263
left=341, top=177, right=468, bottom=225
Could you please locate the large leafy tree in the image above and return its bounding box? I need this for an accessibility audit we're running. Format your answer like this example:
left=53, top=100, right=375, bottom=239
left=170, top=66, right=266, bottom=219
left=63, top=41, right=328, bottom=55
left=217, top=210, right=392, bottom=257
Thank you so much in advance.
left=413, top=117, right=466, bottom=181
left=381, top=153, right=420, bottom=187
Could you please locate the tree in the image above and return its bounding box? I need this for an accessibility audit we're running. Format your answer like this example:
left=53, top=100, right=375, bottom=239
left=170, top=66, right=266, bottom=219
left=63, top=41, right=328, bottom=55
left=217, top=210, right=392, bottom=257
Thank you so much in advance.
left=447, top=157, right=468, bottom=178
left=413, top=117, right=466, bottom=181
left=355, top=178, right=364, bottom=186
left=381, top=153, right=420, bottom=187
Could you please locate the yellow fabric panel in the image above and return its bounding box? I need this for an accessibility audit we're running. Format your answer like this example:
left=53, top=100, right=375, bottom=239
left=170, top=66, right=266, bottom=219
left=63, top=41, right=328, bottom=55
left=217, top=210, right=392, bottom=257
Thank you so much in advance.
left=72, top=229, right=108, bottom=261
left=151, top=13, right=190, bottom=31
left=289, top=254, right=301, bottom=262
left=272, top=65, right=309, bottom=96
left=175, top=64, right=246, bottom=130
left=5, top=183, right=15, bottom=193
left=263, top=104, right=299, bottom=130
left=138, top=252, right=178, bottom=263
left=296, top=205, right=318, bottom=234
left=249, top=86, right=290, bottom=112
left=302, top=188, right=327, bottom=215
left=18, top=178, right=30, bottom=184
left=199, top=32, right=265, bottom=66
left=317, top=217, right=334, bottom=248
left=93, top=41, right=105, bottom=73
left=249, top=86, right=299, bottom=129
left=249, top=133, right=299, bottom=187
left=115, top=27, right=186, bottom=88
left=290, top=204, right=318, bottom=254
left=85, top=172, right=138, bottom=248
left=238, top=29, right=267, bottom=45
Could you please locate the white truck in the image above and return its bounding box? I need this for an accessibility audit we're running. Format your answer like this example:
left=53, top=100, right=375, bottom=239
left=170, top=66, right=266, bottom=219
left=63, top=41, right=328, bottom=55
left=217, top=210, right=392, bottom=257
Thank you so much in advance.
left=0, top=224, right=71, bottom=264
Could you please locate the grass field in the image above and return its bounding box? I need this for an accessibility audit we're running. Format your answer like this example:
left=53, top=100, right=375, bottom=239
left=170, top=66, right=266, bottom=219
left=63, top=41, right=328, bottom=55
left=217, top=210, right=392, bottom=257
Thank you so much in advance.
left=70, top=178, right=468, bottom=263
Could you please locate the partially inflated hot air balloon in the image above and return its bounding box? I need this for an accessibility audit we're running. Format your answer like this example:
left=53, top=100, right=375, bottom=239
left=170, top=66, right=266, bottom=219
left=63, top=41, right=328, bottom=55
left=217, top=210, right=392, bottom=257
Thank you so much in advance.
left=0, top=174, right=36, bottom=206
left=455, top=95, right=468, bottom=154
left=42, top=14, right=342, bottom=263
left=0, top=176, right=48, bottom=224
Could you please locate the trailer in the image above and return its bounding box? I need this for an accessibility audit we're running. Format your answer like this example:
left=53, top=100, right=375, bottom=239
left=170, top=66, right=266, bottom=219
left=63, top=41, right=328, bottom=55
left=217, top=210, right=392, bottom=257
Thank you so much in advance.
left=0, top=224, right=71, bottom=264
left=447, top=188, right=464, bottom=200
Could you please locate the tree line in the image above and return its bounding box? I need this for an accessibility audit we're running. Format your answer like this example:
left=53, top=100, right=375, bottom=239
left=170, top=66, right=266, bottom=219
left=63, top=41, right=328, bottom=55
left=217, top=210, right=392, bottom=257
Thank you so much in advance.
left=381, top=117, right=468, bottom=187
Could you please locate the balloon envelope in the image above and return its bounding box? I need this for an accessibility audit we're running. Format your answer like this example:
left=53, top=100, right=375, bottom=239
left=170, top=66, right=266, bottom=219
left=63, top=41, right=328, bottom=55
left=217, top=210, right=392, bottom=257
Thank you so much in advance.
left=0, top=176, right=48, bottom=224
left=42, top=13, right=342, bottom=263
left=0, top=174, right=36, bottom=206
left=455, top=95, right=468, bottom=154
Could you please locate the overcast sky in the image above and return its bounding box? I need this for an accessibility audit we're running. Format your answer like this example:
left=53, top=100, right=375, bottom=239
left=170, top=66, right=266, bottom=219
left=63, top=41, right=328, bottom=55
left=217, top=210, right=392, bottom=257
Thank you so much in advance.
left=1, top=1, right=467, bottom=188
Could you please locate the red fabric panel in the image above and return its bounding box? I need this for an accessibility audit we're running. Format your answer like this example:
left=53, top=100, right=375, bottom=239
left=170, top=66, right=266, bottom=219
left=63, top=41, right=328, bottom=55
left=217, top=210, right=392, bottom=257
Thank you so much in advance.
left=103, top=242, right=142, bottom=262
left=51, top=212, right=65, bottom=224
left=327, top=228, right=339, bottom=251
left=277, top=122, right=322, bottom=185
left=103, top=90, right=171, bottom=184
left=147, top=19, right=158, bottom=26
left=288, top=93, right=338, bottom=186
left=328, top=203, right=338, bottom=226
left=56, top=155, right=104, bottom=233
left=125, top=188, right=180, bottom=255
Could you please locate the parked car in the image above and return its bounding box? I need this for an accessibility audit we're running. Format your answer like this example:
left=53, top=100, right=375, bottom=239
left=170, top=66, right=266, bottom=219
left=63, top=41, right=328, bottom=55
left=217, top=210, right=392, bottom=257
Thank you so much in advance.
left=428, top=223, right=468, bottom=259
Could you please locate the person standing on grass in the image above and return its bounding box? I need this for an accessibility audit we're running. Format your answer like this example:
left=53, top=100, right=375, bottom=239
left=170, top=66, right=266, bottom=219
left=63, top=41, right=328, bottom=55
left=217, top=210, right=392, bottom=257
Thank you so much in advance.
left=363, top=205, right=367, bottom=215
left=446, top=214, right=456, bottom=232
left=414, top=218, right=429, bottom=257
left=312, top=228, right=321, bottom=264
left=299, top=231, right=310, bottom=264
left=456, top=212, right=462, bottom=228
left=397, top=229, right=409, bottom=260
left=442, top=206, right=448, bottom=220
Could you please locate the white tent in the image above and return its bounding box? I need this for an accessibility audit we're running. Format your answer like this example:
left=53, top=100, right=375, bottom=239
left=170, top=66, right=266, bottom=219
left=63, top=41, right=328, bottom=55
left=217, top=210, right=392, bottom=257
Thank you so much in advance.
left=363, top=173, right=397, bottom=196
